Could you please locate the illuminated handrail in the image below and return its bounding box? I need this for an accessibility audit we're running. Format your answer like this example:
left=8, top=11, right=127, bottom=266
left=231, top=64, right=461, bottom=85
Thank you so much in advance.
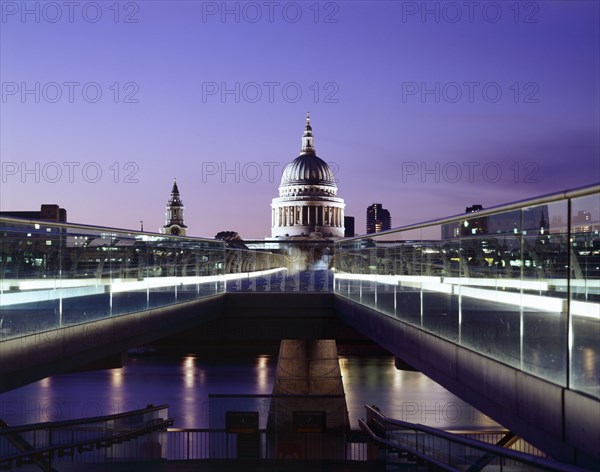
left=0, top=217, right=290, bottom=341
left=334, top=184, right=600, bottom=399
left=340, top=183, right=599, bottom=242
left=0, top=217, right=225, bottom=337
left=0, top=216, right=220, bottom=243
left=0, top=216, right=315, bottom=342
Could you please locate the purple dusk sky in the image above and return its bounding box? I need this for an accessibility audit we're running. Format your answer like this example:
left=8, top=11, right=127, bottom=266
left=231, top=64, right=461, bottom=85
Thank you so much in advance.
left=1, top=1, right=598, bottom=237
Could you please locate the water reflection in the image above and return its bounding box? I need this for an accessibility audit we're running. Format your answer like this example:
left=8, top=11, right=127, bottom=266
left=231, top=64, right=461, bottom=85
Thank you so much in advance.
left=256, top=355, right=269, bottom=390
left=183, top=355, right=195, bottom=388
left=0, top=353, right=501, bottom=431
left=109, top=368, right=125, bottom=409
left=110, top=369, right=123, bottom=388
left=181, top=355, right=197, bottom=428
left=339, top=356, right=501, bottom=431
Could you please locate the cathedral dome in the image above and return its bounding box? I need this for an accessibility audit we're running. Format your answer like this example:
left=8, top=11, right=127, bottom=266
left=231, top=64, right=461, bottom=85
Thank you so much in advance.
left=279, top=112, right=336, bottom=188
left=280, top=153, right=336, bottom=187
left=271, top=113, right=345, bottom=239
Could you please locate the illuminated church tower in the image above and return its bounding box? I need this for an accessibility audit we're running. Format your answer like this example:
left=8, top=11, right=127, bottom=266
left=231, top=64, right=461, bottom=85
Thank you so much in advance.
left=162, top=179, right=187, bottom=236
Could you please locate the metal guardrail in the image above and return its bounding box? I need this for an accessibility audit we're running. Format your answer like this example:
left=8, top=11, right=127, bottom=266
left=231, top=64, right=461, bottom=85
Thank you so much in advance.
left=2, top=418, right=173, bottom=470
left=334, top=183, right=600, bottom=399
left=360, top=405, right=588, bottom=472
left=166, top=428, right=369, bottom=461
left=0, top=404, right=172, bottom=470
left=340, top=183, right=600, bottom=243
left=0, top=216, right=293, bottom=342
left=0, top=404, right=170, bottom=436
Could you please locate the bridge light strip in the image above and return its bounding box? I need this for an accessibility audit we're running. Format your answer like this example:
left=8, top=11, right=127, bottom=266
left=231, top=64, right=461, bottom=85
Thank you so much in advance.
left=222, top=267, right=287, bottom=281
left=3, top=268, right=287, bottom=292
left=333, top=273, right=599, bottom=320
left=0, top=268, right=288, bottom=306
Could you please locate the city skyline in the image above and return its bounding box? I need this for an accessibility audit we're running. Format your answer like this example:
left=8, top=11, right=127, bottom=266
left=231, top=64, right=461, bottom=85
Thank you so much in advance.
left=1, top=1, right=599, bottom=237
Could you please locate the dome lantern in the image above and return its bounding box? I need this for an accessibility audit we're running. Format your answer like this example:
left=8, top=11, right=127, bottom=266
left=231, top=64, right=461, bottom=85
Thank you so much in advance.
left=301, top=112, right=315, bottom=155
left=280, top=114, right=336, bottom=188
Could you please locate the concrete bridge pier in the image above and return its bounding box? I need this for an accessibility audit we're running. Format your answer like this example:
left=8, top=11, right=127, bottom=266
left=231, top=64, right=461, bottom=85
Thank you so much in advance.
left=267, top=339, right=349, bottom=460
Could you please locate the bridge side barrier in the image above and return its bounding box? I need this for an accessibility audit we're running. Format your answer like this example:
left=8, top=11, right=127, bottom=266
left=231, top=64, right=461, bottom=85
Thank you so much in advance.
left=360, top=405, right=587, bottom=472
left=334, top=184, right=600, bottom=399
left=0, top=218, right=228, bottom=342
left=0, top=404, right=171, bottom=469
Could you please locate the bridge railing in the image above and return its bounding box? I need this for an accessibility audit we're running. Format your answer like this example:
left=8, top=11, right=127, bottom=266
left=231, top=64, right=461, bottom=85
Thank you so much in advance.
left=0, top=216, right=330, bottom=341
left=360, top=405, right=585, bottom=471
left=0, top=404, right=171, bottom=469
left=0, top=218, right=226, bottom=341
left=224, top=240, right=336, bottom=292
left=166, top=428, right=368, bottom=461
left=334, top=184, right=600, bottom=400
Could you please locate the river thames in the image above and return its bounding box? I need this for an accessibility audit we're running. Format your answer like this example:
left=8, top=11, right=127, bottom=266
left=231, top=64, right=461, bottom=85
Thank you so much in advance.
left=0, top=351, right=502, bottom=432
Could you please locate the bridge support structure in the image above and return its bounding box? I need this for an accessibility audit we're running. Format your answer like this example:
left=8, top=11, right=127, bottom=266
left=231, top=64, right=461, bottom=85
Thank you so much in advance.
left=0, top=295, right=223, bottom=394
left=334, top=295, right=600, bottom=468
left=267, top=339, right=349, bottom=460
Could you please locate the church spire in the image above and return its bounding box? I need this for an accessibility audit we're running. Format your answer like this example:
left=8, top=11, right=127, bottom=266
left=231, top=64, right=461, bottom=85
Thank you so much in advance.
left=300, top=112, right=316, bottom=155
left=163, top=178, right=187, bottom=235
left=169, top=178, right=182, bottom=206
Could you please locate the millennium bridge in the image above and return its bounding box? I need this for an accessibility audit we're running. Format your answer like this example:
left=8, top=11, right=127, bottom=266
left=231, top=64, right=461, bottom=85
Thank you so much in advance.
left=0, top=184, right=598, bottom=470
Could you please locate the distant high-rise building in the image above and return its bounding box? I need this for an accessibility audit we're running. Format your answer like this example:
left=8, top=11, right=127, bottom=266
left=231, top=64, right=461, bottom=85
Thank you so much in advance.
left=366, top=204, right=391, bottom=234
left=0, top=204, right=67, bottom=222
left=441, top=204, right=550, bottom=239
left=466, top=204, right=483, bottom=213
left=464, top=204, right=487, bottom=236
left=162, top=179, right=187, bottom=236
left=573, top=210, right=592, bottom=233
left=0, top=205, right=68, bottom=272
left=344, top=216, right=355, bottom=237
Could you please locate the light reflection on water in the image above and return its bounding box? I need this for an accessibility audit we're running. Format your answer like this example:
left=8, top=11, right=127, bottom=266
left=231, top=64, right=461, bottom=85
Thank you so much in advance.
left=183, top=355, right=195, bottom=388
left=339, top=356, right=500, bottom=431
left=0, top=354, right=501, bottom=431
left=257, top=354, right=269, bottom=390
left=111, top=369, right=123, bottom=389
